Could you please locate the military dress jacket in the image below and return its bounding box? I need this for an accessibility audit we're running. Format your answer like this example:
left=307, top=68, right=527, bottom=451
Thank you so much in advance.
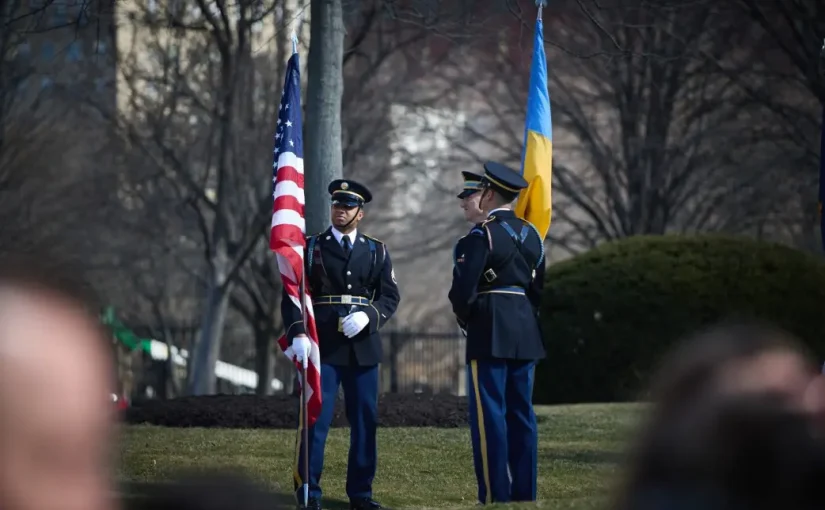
left=448, top=210, right=546, bottom=363
left=280, top=226, right=401, bottom=366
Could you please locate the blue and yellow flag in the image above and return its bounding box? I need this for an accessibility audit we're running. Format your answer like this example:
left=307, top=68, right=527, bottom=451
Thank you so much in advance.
left=515, top=11, right=553, bottom=241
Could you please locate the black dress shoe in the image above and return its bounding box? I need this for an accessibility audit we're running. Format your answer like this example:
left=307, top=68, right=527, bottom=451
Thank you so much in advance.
left=296, top=497, right=321, bottom=510
left=349, top=497, right=382, bottom=510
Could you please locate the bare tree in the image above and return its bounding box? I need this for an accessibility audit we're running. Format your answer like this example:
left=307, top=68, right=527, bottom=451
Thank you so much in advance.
left=229, top=249, right=283, bottom=395
left=1, top=0, right=114, bottom=149
left=732, top=0, right=823, bottom=101
left=429, top=1, right=789, bottom=256
left=0, top=114, right=112, bottom=260
left=338, top=2, right=477, bottom=246
left=130, top=252, right=200, bottom=399
left=715, top=0, right=824, bottom=249
left=86, top=135, right=204, bottom=398
left=111, top=0, right=303, bottom=394
left=303, top=0, right=479, bottom=233
left=0, top=0, right=117, bottom=260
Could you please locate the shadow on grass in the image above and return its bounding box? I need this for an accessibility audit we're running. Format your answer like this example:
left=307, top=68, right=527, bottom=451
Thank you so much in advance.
left=120, top=481, right=394, bottom=510
left=541, top=449, right=626, bottom=466
left=316, top=498, right=358, bottom=510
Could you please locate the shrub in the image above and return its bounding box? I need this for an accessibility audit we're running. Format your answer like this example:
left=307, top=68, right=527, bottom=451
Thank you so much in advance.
left=535, top=234, right=825, bottom=405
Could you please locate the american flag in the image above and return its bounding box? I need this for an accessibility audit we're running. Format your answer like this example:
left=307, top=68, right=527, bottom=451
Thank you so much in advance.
left=270, top=50, right=322, bottom=427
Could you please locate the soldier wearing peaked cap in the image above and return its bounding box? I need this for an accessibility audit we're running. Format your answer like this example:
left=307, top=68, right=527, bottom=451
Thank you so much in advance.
left=457, top=171, right=483, bottom=199
left=282, top=179, right=401, bottom=510
left=448, top=161, right=546, bottom=505
left=457, top=171, right=487, bottom=225
left=454, top=171, right=486, bottom=336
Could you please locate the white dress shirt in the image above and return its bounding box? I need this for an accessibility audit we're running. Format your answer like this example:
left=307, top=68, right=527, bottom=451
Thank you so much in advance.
left=331, top=227, right=358, bottom=248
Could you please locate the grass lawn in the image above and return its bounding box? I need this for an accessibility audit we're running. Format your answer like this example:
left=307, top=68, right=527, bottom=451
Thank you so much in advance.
left=119, top=403, right=644, bottom=509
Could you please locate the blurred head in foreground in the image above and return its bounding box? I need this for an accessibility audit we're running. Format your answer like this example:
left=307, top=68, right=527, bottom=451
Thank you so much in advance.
left=0, top=252, right=116, bottom=510
left=616, top=391, right=825, bottom=510
left=612, top=320, right=825, bottom=510
left=647, top=320, right=823, bottom=417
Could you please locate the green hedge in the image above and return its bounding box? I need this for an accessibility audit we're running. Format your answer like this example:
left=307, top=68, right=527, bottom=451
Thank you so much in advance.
left=535, top=234, right=825, bottom=405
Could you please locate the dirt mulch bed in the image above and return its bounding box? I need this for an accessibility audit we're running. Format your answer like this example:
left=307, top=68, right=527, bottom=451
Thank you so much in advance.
left=124, top=393, right=468, bottom=429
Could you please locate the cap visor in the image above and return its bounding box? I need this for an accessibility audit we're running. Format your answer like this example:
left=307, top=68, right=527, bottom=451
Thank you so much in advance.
left=332, top=198, right=360, bottom=208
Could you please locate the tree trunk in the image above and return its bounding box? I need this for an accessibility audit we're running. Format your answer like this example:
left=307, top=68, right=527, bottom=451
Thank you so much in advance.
left=304, top=0, right=345, bottom=235
left=255, top=320, right=274, bottom=396
left=187, top=275, right=233, bottom=395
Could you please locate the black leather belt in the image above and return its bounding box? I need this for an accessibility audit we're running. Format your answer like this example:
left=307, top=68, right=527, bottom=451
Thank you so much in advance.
left=477, top=286, right=526, bottom=295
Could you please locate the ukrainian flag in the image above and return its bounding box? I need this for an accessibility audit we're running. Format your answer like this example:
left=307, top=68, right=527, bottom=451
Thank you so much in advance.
left=514, top=12, right=553, bottom=241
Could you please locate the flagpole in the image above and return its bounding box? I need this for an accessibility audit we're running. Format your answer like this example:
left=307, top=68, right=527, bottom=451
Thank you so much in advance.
left=536, top=0, right=546, bottom=21
left=286, top=22, right=309, bottom=508
left=299, top=269, right=310, bottom=508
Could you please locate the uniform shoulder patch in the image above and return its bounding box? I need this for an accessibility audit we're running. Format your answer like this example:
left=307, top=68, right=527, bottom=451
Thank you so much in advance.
left=469, top=227, right=486, bottom=236
left=363, top=234, right=384, bottom=244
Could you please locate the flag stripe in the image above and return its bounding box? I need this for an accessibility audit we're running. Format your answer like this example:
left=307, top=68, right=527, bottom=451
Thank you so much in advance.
left=274, top=166, right=306, bottom=192
left=276, top=151, right=305, bottom=175
left=274, top=180, right=306, bottom=203
left=271, top=207, right=306, bottom=231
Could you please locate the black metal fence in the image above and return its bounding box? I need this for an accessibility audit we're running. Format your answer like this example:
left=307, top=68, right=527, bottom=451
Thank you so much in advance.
left=276, top=329, right=467, bottom=396
left=380, top=329, right=465, bottom=394
left=121, top=328, right=466, bottom=400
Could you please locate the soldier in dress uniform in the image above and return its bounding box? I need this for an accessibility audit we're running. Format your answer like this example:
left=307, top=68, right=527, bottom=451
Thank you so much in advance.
left=455, top=171, right=485, bottom=336
left=448, top=161, right=546, bottom=505
left=282, top=179, right=401, bottom=510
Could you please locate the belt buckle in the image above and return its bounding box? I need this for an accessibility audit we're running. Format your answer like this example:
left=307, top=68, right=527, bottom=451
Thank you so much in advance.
left=341, top=295, right=353, bottom=305
left=483, top=269, right=497, bottom=282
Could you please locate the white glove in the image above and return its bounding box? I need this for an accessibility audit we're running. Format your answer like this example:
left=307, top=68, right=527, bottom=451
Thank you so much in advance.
left=341, top=311, right=369, bottom=338
left=291, top=334, right=312, bottom=365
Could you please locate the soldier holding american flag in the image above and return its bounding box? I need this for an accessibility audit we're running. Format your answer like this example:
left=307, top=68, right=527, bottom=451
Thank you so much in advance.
left=270, top=43, right=401, bottom=510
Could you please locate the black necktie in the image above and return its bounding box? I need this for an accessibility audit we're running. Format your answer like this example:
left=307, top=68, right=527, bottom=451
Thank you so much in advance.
left=342, top=236, right=351, bottom=256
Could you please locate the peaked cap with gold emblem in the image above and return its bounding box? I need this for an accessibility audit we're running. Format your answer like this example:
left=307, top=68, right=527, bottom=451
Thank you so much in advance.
left=328, top=179, right=372, bottom=207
